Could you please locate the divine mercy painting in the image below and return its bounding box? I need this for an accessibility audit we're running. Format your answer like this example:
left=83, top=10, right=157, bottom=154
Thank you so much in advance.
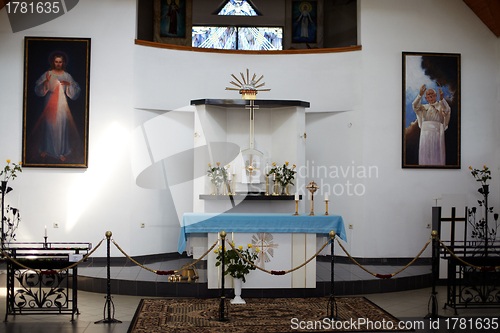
left=402, top=52, right=461, bottom=169
left=22, top=37, right=91, bottom=168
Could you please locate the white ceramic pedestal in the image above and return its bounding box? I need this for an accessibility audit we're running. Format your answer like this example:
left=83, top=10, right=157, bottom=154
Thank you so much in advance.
left=230, top=278, right=246, bottom=304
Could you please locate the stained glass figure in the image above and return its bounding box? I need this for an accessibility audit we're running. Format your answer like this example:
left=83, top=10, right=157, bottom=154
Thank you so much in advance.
left=217, top=0, right=258, bottom=16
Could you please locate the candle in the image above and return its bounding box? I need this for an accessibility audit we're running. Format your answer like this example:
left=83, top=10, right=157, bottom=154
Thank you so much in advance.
left=266, top=162, right=269, bottom=174
left=273, top=173, right=276, bottom=181
left=295, top=193, right=299, bottom=201
left=325, top=193, right=329, bottom=201
left=45, top=226, right=47, bottom=237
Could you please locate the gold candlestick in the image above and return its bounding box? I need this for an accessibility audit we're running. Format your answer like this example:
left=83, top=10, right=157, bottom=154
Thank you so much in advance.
left=306, top=181, right=319, bottom=216
left=265, top=174, right=270, bottom=196
left=324, top=200, right=329, bottom=215
left=231, top=174, right=236, bottom=195
left=272, top=179, right=278, bottom=196
left=222, top=180, right=227, bottom=195
left=293, top=200, right=299, bottom=215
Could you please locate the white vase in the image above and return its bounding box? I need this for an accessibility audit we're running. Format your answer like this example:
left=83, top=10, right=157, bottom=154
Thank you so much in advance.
left=231, top=278, right=246, bottom=304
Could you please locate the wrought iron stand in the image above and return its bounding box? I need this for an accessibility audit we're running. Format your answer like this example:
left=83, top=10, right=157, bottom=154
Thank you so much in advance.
left=2, top=241, right=91, bottom=322
left=438, top=201, right=500, bottom=315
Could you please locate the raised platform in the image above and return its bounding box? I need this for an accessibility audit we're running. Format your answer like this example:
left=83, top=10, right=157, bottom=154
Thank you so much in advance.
left=49, top=255, right=432, bottom=298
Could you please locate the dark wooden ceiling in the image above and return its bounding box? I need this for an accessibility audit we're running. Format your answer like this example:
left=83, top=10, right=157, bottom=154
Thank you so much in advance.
left=463, top=0, right=500, bottom=37
left=0, top=0, right=498, bottom=37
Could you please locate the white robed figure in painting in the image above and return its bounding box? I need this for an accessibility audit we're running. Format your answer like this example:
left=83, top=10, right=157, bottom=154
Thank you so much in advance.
left=296, top=4, right=314, bottom=38
left=412, top=84, right=451, bottom=165
left=34, top=53, right=80, bottom=161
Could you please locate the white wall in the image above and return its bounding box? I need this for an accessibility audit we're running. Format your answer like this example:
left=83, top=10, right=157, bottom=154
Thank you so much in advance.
left=0, top=0, right=177, bottom=257
left=357, top=0, right=500, bottom=257
left=0, top=0, right=498, bottom=258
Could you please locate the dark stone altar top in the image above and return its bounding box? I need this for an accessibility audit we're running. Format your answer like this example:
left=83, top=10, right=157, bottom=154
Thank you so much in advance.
left=191, top=99, right=310, bottom=109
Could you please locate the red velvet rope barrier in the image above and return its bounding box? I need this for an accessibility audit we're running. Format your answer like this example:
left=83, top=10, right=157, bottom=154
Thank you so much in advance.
left=271, top=270, right=286, bottom=275
left=480, top=267, right=496, bottom=272
left=375, top=274, right=393, bottom=279
left=40, top=270, right=58, bottom=275
left=156, top=270, right=175, bottom=275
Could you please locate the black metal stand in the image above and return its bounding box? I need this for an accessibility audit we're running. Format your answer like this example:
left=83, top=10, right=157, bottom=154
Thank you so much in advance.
left=326, top=231, right=340, bottom=320
left=425, top=231, right=443, bottom=319
left=482, top=184, right=489, bottom=256
left=1, top=181, right=6, bottom=247
left=95, top=231, right=121, bottom=324
left=218, top=231, right=229, bottom=322
left=3, top=242, right=90, bottom=322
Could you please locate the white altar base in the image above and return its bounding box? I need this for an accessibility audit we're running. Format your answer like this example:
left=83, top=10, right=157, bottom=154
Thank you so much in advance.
left=206, top=232, right=316, bottom=289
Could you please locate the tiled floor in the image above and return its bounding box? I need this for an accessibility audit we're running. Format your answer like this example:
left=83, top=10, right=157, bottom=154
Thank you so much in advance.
left=0, top=286, right=498, bottom=332
left=0, top=259, right=497, bottom=332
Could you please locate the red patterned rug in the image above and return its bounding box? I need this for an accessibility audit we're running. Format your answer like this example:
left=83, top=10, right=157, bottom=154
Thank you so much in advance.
left=128, top=297, right=410, bottom=332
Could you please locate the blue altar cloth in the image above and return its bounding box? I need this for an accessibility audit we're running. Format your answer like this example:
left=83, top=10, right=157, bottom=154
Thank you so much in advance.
left=177, top=213, right=346, bottom=254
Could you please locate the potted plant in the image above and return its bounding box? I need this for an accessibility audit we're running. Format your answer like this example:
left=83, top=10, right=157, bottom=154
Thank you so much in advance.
left=207, top=162, right=228, bottom=195
left=468, top=165, right=498, bottom=256
left=214, top=243, right=259, bottom=304
left=0, top=160, right=22, bottom=244
left=270, top=161, right=296, bottom=195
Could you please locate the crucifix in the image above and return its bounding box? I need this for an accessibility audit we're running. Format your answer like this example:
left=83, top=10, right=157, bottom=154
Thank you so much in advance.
left=243, top=100, right=263, bottom=164
left=306, top=181, right=320, bottom=216
left=241, top=100, right=263, bottom=184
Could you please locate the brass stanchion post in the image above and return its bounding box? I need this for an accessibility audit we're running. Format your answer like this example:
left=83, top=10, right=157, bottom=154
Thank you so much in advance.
left=95, top=231, right=122, bottom=324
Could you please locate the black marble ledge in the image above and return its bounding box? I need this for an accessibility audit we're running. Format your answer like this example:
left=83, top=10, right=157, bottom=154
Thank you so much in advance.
left=75, top=274, right=432, bottom=298
left=199, top=194, right=302, bottom=200
left=191, top=99, right=310, bottom=109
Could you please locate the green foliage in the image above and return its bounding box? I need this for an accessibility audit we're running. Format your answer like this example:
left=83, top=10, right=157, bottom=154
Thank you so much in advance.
left=0, top=160, right=22, bottom=182
left=469, top=165, right=491, bottom=185
left=214, top=243, right=259, bottom=283
left=207, top=162, right=228, bottom=186
left=269, top=161, right=296, bottom=188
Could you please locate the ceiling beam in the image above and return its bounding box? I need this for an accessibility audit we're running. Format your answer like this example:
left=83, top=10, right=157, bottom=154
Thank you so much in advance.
left=463, top=0, right=500, bottom=37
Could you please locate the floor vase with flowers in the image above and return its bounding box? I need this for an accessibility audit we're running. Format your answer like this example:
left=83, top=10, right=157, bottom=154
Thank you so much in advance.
left=231, top=278, right=245, bottom=304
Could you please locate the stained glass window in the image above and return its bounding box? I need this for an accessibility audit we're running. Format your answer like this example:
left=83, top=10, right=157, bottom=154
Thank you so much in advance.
left=217, top=0, right=258, bottom=16
left=192, top=26, right=282, bottom=50
left=238, top=27, right=282, bottom=50
left=192, top=26, right=237, bottom=49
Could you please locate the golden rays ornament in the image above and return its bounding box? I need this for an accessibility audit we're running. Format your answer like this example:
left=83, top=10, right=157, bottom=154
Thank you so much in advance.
left=226, top=69, right=271, bottom=99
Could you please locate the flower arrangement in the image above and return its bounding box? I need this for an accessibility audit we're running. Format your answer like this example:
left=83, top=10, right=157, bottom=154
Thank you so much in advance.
left=469, top=165, right=491, bottom=186
left=467, top=165, right=498, bottom=250
left=269, top=161, right=296, bottom=193
left=468, top=206, right=498, bottom=244
left=207, top=162, right=229, bottom=193
left=1, top=160, right=23, bottom=243
left=0, top=160, right=22, bottom=183
left=214, top=243, right=259, bottom=283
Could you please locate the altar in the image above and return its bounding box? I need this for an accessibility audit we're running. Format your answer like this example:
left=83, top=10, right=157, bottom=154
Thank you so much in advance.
left=179, top=213, right=346, bottom=289
left=180, top=98, right=344, bottom=289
